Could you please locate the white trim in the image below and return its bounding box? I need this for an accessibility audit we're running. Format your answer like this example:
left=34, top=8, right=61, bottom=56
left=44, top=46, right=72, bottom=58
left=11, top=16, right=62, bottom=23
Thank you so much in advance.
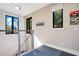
left=43, top=43, right=79, bottom=56
left=20, top=50, right=33, bottom=56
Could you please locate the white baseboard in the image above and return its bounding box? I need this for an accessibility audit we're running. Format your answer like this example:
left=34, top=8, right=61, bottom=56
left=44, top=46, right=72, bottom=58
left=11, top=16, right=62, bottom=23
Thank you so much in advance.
left=43, top=43, right=79, bottom=56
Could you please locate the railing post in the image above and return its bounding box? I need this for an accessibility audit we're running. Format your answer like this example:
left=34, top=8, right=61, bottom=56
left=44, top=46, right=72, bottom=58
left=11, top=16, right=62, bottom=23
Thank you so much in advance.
left=18, top=31, right=21, bottom=56
left=30, top=30, right=34, bottom=49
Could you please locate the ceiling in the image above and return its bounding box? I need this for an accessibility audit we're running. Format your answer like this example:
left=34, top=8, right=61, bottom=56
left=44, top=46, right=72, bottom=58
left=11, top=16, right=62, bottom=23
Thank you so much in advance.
left=0, top=3, right=50, bottom=16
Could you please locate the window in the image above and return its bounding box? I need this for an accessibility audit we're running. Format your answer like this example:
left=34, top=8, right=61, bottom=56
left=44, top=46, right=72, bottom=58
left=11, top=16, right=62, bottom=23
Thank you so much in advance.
left=26, top=17, right=32, bottom=34
left=53, top=9, right=63, bottom=28
left=5, top=15, right=19, bottom=34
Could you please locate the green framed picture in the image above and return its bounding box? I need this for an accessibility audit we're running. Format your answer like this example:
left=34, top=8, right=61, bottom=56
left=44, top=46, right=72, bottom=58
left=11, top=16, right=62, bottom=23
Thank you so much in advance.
left=53, top=9, right=63, bottom=28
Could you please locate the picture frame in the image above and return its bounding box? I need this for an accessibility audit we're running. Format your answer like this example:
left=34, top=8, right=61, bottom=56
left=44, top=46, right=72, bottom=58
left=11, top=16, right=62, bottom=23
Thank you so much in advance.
left=70, top=10, right=79, bottom=25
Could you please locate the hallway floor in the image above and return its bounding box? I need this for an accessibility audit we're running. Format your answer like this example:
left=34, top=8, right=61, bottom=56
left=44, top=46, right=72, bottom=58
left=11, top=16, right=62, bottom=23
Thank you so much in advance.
left=22, top=45, right=75, bottom=56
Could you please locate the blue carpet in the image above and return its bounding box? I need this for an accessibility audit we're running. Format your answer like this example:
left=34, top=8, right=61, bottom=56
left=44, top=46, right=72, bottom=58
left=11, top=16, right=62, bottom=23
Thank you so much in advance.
left=23, top=45, right=76, bottom=56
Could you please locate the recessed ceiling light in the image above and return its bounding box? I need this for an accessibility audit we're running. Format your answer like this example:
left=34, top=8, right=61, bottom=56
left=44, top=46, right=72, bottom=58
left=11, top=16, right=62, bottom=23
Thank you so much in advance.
left=14, top=5, right=21, bottom=10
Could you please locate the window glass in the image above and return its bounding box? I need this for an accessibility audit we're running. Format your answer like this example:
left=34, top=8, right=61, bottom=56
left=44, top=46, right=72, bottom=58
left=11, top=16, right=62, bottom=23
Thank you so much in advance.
left=26, top=17, right=32, bottom=34
left=6, top=15, right=19, bottom=34
left=6, top=16, right=12, bottom=34
left=13, top=17, right=19, bottom=33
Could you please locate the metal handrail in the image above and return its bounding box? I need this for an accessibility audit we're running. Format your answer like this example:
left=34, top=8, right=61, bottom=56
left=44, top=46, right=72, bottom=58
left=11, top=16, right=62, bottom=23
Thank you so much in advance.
left=20, top=35, right=30, bottom=47
left=0, top=30, right=34, bottom=56
left=12, top=35, right=31, bottom=56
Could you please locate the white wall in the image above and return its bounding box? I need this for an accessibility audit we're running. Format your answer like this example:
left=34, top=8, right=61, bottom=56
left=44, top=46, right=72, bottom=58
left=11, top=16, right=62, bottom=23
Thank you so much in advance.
left=0, top=9, right=25, bottom=56
left=26, top=3, right=79, bottom=52
left=1, top=3, right=79, bottom=56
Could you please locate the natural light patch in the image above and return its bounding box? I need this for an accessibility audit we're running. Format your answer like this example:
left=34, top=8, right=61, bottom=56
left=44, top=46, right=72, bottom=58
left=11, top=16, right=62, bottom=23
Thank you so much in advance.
left=34, top=35, right=42, bottom=49
left=7, top=17, right=12, bottom=26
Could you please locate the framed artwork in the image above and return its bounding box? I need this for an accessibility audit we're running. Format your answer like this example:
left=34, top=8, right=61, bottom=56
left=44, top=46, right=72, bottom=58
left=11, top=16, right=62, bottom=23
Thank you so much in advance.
left=5, top=15, right=19, bottom=34
left=53, top=9, right=63, bottom=28
left=70, top=10, right=79, bottom=25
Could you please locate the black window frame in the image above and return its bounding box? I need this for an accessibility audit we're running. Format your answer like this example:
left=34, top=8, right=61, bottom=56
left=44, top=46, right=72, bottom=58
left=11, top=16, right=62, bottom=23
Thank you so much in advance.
left=26, top=17, right=32, bottom=34
left=5, top=15, right=19, bottom=34
left=53, top=9, right=63, bottom=28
